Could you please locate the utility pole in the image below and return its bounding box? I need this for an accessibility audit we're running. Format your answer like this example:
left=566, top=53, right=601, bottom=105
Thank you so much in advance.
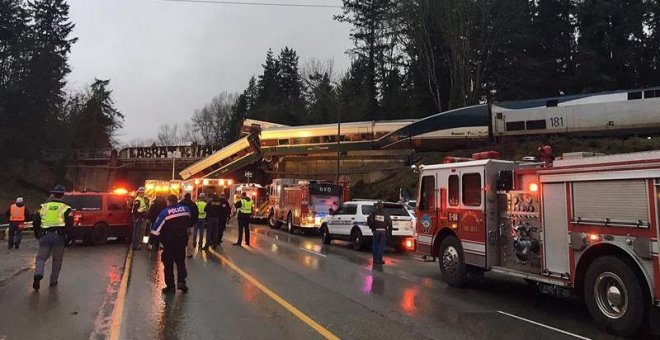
left=336, top=108, right=341, bottom=182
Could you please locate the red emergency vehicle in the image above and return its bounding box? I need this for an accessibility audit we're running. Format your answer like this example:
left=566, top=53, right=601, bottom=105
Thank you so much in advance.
left=268, top=178, right=349, bottom=234
left=415, top=150, right=660, bottom=337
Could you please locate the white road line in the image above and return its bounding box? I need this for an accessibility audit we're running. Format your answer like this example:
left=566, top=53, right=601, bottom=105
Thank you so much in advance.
left=299, top=247, right=327, bottom=257
left=497, top=311, right=592, bottom=340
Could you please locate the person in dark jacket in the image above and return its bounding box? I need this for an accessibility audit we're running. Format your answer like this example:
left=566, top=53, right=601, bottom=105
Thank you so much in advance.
left=179, top=193, right=198, bottom=257
left=151, top=194, right=191, bottom=293
left=6, top=197, right=31, bottom=249
left=203, top=193, right=231, bottom=249
left=147, top=196, right=167, bottom=251
left=367, top=201, right=392, bottom=265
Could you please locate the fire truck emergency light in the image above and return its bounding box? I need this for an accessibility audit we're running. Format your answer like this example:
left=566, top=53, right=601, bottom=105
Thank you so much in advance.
left=112, top=188, right=128, bottom=195
left=195, top=179, right=200, bottom=185
left=529, top=183, right=539, bottom=192
left=203, top=179, right=210, bottom=186
left=219, top=179, right=225, bottom=186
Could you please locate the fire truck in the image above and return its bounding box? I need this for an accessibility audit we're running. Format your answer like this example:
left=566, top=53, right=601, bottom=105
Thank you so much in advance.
left=268, top=178, right=350, bottom=234
left=144, top=180, right=182, bottom=201
left=182, top=178, right=232, bottom=200
left=234, top=183, right=269, bottom=221
left=414, top=150, right=660, bottom=336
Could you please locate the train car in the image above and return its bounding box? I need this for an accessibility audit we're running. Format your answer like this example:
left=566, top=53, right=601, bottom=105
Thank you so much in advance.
left=491, top=86, right=660, bottom=137
left=179, top=133, right=261, bottom=180
left=376, top=105, right=490, bottom=150
left=240, top=118, right=289, bottom=137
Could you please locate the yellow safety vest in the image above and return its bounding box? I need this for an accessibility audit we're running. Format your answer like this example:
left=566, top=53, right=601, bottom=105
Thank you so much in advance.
left=197, top=201, right=207, bottom=219
left=39, top=202, right=71, bottom=228
left=135, top=196, right=148, bottom=213
left=239, top=199, right=253, bottom=215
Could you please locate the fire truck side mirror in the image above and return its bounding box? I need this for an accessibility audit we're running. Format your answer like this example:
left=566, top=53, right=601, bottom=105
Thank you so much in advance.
left=497, top=170, right=514, bottom=191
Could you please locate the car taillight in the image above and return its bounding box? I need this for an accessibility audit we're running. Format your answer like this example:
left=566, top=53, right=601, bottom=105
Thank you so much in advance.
left=73, top=213, right=82, bottom=225
left=403, top=238, right=415, bottom=251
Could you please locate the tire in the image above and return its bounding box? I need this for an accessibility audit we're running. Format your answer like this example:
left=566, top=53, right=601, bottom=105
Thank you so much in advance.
left=320, top=224, right=331, bottom=245
left=287, top=214, right=295, bottom=234
left=438, top=235, right=466, bottom=287
left=268, top=210, right=282, bottom=230
left=351, top=228, right=364, bottom=251
left=92, top=223, right=109, bottom=246
left=584, top=256, right=647, bottom=337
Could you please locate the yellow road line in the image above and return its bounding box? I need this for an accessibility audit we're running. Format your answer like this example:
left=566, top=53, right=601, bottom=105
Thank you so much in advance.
left=208, top=249, right=340, bottom=340
left=109, top=247, right=133, bottom=340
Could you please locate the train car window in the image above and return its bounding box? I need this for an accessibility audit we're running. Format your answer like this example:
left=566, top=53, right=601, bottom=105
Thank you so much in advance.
left=419, top=176, right=435, bottom=211
left=278, top=139, right=289, bottom=145
left=462, top=173, right=482, bottom=207
left=628, top=91, right=642, bottom=100
left=505, top=121, right=525, bottom=131
left=546, top=99, right=558, bottom=107
left=526, top=119, right=546, bottom=130
left=448, top=175, right=459, bottom=206
left=644, top=90, right=657, bottom=99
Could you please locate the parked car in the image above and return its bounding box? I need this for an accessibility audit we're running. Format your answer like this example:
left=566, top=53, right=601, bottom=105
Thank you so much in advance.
left=320, top=200, right=415, bottom=251
left=62, top=191, right=133, bottom=245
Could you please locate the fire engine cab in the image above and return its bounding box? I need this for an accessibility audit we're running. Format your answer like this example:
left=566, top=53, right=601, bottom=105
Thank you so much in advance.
left=415, top=150, right=660, bottom=337
left=268, top=178, right=349, bottom=234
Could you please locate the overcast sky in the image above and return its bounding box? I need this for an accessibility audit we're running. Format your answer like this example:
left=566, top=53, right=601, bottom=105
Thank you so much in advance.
left=66, top=0, right=353, bottom=144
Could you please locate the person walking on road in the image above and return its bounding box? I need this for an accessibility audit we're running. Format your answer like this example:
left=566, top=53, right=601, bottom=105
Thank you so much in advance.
left=132, top=187, right=149, bottom=250
left=179, top=193, right=199, bottom=257
left=203, top=193, right=231, bottom=249
left=151, top=194, right=191, bottom=293
left=147, top=195, right=167, bottom=251
left=367, top=201, right=392, bottom=265
left=31, top=185, right=73, bottom=290
left=193, top=193, right=207, bottom=249
left=233, top=192, right=253, bottom=247
left=6, top=197, right=30, bottom=249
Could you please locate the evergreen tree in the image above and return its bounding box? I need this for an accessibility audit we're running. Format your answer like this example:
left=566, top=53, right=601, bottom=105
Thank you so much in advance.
left=306, top=71, right=339, bottom=124
left=277, top=47, right=306, bottom=124
left=253, top=49, right=281, bottom=122
left=24, top=0, right=77, bottom=155
left=70, top=79, right=123, bottom=149
left=576, top=0, right=647, bottom=91
left=337, top=58, right=371, bottom=122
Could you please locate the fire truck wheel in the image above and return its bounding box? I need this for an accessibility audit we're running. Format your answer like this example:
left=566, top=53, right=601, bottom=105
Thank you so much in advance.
left=351, top=228, right=364, bottom=251
left=320, top=225, right=331, bottom=245
left=438, top=236, right=466, bottom=287
left=584, top=256, right=646, bottom=337
left=92, top=223, right=109, bottom=246
left=268, top=210, right=282, bottom=229
left=287, top=214, right=295, bottom=234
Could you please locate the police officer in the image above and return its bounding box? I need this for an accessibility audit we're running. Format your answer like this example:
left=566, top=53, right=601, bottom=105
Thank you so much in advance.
left=32, top=185, right=73, bottom=290
left=6, top=197, right=30, bottom=249
left=193, top=193, right=207, bottom=249
left=233, top=192, right=253, bottom=247
left=367, top=201, right=392, bottom=265
left=132, top=187, right=149, bottom=250
left=179, top=193, right=198, bottom=257
left=204, top=193, right=231, bottom=249
left=151, top=194, right=191, bottom=293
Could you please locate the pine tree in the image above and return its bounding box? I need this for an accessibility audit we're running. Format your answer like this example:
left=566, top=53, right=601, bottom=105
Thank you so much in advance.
left=306, top=71, right=339, bottom=124
left=277, top=47, right=305, bottom=124
left=253, top=49, right=280, bottom=122
left=24, top=0, right=77, bottom=155
left=70, top=79, right=123, bottom=149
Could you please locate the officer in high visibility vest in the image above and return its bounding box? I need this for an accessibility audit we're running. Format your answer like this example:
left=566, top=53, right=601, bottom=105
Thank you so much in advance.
left=193, top=193, right=207, bottom=249
left=32, top=185, right=73, bottom=290
left=233, top=192, right=253, bottom=247
left=5, top=197, right=30, bottom=249
left=132, top=187, right=149, bottom=250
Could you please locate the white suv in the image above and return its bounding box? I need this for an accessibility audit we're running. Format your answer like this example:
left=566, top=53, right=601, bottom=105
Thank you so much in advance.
left=320, top=200, right=416, bottom=251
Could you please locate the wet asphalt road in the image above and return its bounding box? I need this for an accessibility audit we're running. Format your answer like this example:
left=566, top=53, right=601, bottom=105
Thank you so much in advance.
left=0, top=221, right=631, bottom=339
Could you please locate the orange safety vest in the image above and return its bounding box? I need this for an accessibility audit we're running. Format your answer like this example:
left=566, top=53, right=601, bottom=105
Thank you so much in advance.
left=10, top=204, right=26, bottom=222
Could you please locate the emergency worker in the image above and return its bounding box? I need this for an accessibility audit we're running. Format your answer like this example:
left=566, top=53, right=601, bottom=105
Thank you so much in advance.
left=31, top=185, right=73, bottom=290
left=179, top=193, right=199, bottom=257
left=233, top=192, right=253, bottom=246
left=6, top=197, right=30, bottom=249
left=367, top=201, right=392, bottom=265
left=151, top=194, right=191, bottom=293
left=204, top=193, right=231, bottom=249
left=132, top=187, right=149, bottom=250
left=193, top=193, right=207, bottom=248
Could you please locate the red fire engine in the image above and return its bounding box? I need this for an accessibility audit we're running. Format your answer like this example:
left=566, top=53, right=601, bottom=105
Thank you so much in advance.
left=268, top=178, right=350, bottom=234
left=415, top=150, right=660, bottom=336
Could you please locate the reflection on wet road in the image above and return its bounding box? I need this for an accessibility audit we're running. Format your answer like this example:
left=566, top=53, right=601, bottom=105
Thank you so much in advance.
left=0, top=223, right=625, bottom=339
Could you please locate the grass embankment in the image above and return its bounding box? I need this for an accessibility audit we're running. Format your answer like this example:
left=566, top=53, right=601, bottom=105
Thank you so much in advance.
left=351, top=135, right=660, bottom=201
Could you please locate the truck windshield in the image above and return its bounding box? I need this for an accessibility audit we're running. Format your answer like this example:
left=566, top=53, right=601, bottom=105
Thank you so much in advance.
left=62, top=195, right=102, bottom=211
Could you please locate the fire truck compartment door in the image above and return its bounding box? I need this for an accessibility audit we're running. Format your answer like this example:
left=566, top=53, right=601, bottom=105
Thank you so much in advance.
left=542, top=183, right=570, bottom=276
